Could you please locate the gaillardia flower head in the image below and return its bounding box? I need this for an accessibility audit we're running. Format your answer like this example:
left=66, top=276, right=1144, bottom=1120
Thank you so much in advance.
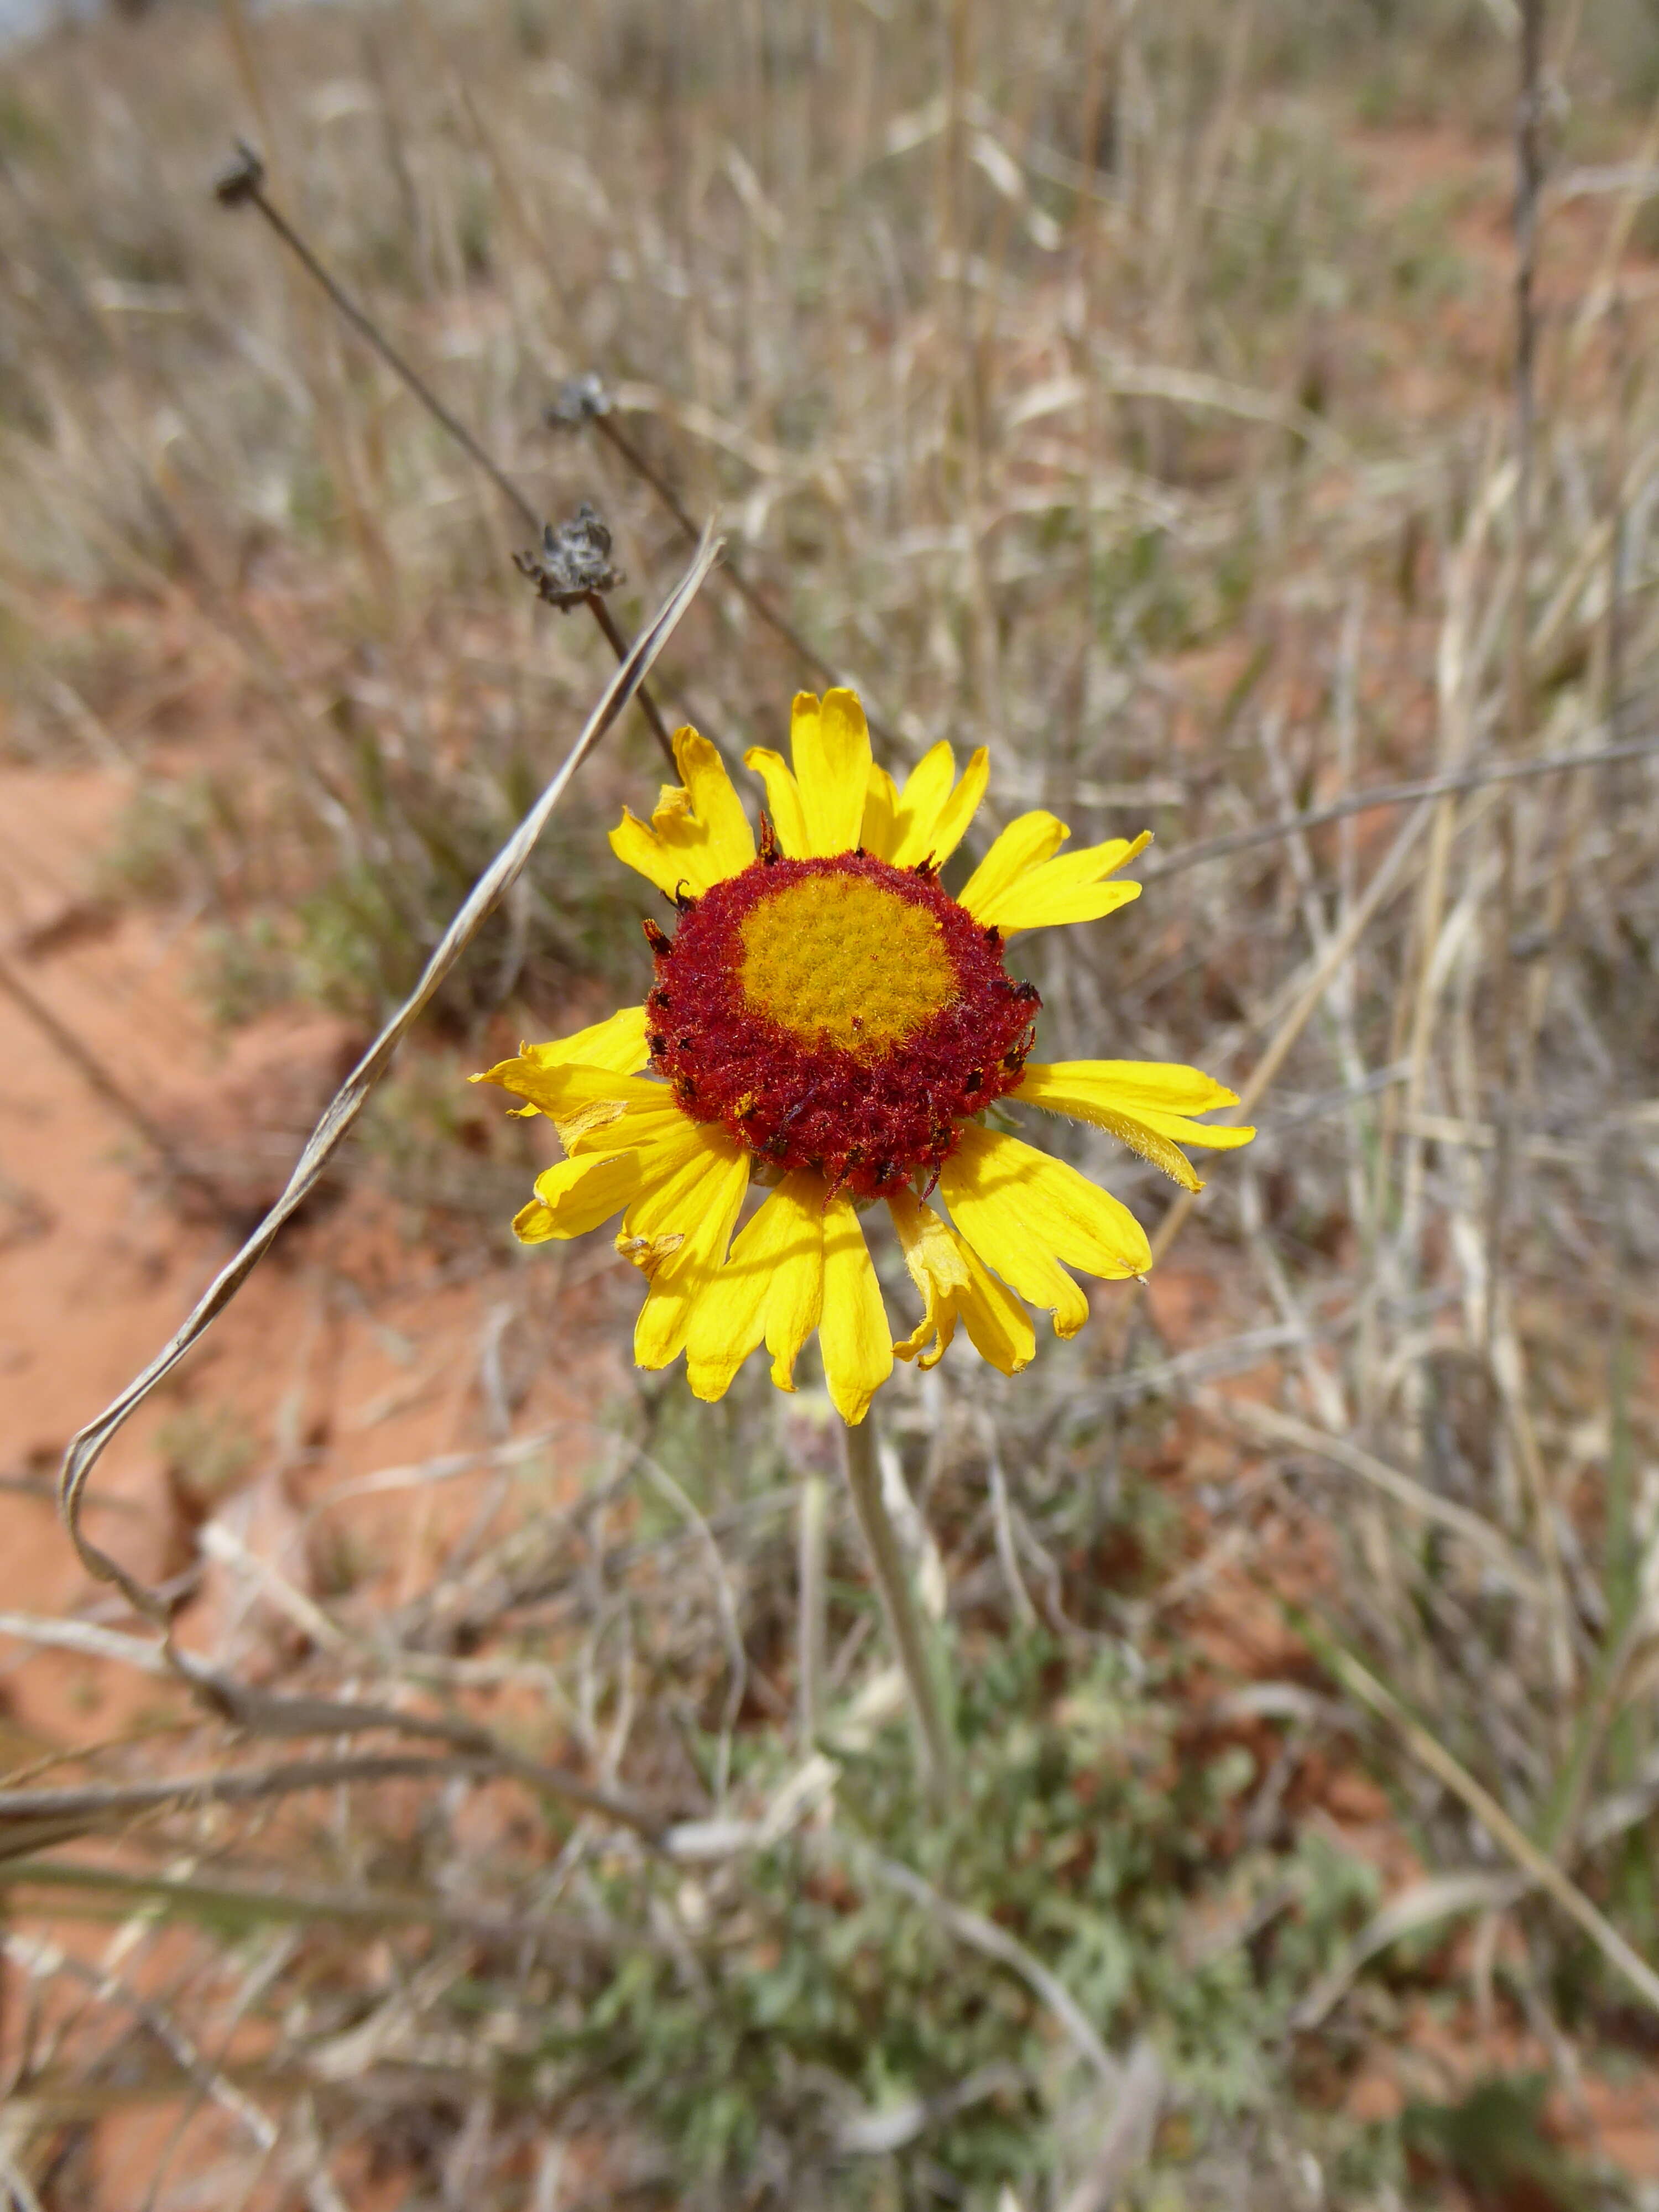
left=474, top=690, right=1253, bottom=1424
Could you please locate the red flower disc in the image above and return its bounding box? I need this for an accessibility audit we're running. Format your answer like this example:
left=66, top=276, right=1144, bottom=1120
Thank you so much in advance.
left=644, top=849, right=1037, bottom=1198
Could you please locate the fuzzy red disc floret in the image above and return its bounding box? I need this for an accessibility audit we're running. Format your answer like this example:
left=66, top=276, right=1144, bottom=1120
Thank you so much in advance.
left=644, top=849, right=1038, bottom=1198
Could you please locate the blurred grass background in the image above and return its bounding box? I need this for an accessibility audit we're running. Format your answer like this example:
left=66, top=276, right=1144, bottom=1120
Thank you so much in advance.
left=4, top=0, right=1659, bottom=2204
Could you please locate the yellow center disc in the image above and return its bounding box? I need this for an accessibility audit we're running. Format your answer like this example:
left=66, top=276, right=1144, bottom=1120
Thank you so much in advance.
left=738, top=874, right=960, bottom=1056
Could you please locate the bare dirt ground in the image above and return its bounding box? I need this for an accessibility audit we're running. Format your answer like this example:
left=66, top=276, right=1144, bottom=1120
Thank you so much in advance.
left=0, top=754, right=629, bottom=1748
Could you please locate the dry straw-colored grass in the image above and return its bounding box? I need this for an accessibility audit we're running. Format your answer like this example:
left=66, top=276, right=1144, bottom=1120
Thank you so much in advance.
left=4, top=0, right=1659, bottom=2204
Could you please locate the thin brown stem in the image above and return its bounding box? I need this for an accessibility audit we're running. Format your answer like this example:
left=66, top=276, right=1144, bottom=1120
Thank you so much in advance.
left=586, top=592, right=675, bottom=765
left=0, top=1747, right=665, bottom=1845
left=1144, top=730, right=1659, bottom=883
left=592, top=411, right=901, bottom=750
left=214, top=143, right=675, bottom=763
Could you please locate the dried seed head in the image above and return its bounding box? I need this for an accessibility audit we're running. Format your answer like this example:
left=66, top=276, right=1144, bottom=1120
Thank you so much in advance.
left=513, top=504, right=623, bottom=610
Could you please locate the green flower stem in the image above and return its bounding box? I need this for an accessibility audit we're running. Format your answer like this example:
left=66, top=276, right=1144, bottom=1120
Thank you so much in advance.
left=839, top=1416, right=954, bottom=1809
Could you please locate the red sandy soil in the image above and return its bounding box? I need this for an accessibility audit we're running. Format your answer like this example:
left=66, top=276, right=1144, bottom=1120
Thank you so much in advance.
left=0, top=757, right=628, bottom=1745
left=0, top=754, right=646, bottom=2201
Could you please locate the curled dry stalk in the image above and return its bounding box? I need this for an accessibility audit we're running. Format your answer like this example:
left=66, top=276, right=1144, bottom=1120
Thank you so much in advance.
left=839, top=1416, right=954, bottom=1811
left=53, top=534, right=721, bottom=1809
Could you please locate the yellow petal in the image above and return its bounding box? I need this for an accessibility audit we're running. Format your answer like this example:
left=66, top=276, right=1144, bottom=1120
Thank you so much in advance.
left=889, top=1186, right=1034, bottom=1375
left=614, top=1229, right=685, bottom=1280
left=671, top=726, right=757, bottom=880
left=638, top=785, right=731, bottom=897
left=969, top=830, right=1152, bottom=935
left=1019, top=1062, right=1256, bottom=1152
left=1016, top=1065, right=1201, bottom=1189
left=887, top=742, right=954, bottom=865
left=620, top=1128, right=738, bottom=1240
left=921, top=745, right=989, bottom=868
left=1041, top=1098, right=1199, bottom=1187
left=892, top=1307, right=954, bottom=1366
left=606, top=731, right=756, bottom=901
left=988, top=878, right=1142, bottom=936
left=940, top=1124, right=1150, bottom=1338
left=607, top=808, right=692, bottom=901
left=568, top=1097, right=705, bottom=1165
left=891, top=744, right=990, bottom=870
left=861, top=762, right=902, bottom=861
left=513, top=1151, right=644, bottom=1243
left=888, top=1184, right=968, bottom=1368
left=958, top=811, right=1070, bottom=920
left=791, top=687, right=870, bottom=857
left=1011, top=831, right=1150, bottom=896
left=819, top=1192, right=892, bottom=1424
left=520, top=1005, right=650, bottom=1081
left=953, top=1234, right=1036, bottom=1375
left=764, top=1183, right=828, bottom=1391
left=472, top=1052, right=660, bottom=1123
left=625, top=1133, right=750, bottom=1370
left=743, top=746, right=811, bottom=857
left=685, top=1171, right=826, bottom=1401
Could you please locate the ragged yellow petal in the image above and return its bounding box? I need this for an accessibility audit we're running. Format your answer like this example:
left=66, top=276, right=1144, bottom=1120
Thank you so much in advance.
left=940, top=1124, right=1150, bottom=1338
left=969, top=830, right=1152, bottom=935
left=633, top=786, right=745, bottom=898
left=608, top=806, right=690, bottom=901
left=861, top=761, right=902, bottom=861
left=672, top=726, right=755, bottom=880
left=685, top=1170, right=825, bottom=1402
left=888, top=1186, right=1032, bottom=1374
left=791, top=688, right=870, bottom=857
left=888, top=1183, right=969, bottom=1368
left=1020, top=1062, right=1256, bottom=1153
left=568, top=1096, right=704, bottom=1166
left=1040, top=1098, right=1199, bottom=1187
left=958, top=811, right=1070, bottom=920
left=1017, top=1064, right=1206, bottom=1189
left=519, top=1005, right=650, bottom=1082
left=889, top=1183, right=971, bottom=1294
left=472, top=1052, right=661, bottom=1124
left=743, top=746, right=811, bottom=857
left=614, top=1229, right=685, bottom=1279
left=606, top=729, right=755, bottom=901
left=625, top=1133, right=750, bottom=1370
left=820, top=1192, right=893, bottom=1425
left=513, top=1151, right=644, bottom=1243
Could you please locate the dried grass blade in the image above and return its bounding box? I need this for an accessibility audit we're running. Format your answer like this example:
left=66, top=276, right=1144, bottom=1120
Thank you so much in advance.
left=1201, top=1394, right=1545, bottom=1600
left=1327, top=1641, right=1659, bottom=2022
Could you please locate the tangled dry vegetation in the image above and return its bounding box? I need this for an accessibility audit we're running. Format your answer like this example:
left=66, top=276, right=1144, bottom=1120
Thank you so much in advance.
left=4, top=0, right=1659, bottom=2204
